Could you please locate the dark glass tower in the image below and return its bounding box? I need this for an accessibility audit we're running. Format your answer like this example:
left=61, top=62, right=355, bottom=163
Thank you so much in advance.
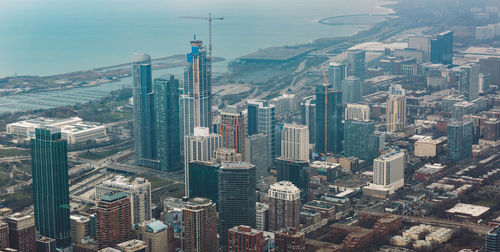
left=315, top=84, right=343, bottom=154
left=275, top=158, right=310, bottom=203
left=154, top=76, right=181, bottom=171
left=218, top=162, right=256, bottom=247
left=31, top=128, right=71, bottom=249
left=447, top=120, right=473, bottom=162
left=133, top=53, right=157, bottom=168
left=344, top=120, right=377, bottom=164
left=247, top=100, right=276, bottom=157
left=188, top=161, right=220, bottom=205
left=430, top=31, right=453, bottom=65
left=341, top=76, right=362, bottom=104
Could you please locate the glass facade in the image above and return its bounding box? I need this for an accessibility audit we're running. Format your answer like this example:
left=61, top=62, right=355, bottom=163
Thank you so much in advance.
left=447, top=120, right=473, bottom=162
left=275, top=158, right=310, bottom=203
left=344, top=120, right=377, bottom=164
left=31, top=128, right=71, bottom=249
left=315, top=84, right=343, bottom=154
left=188, top=162, right=220, bottom=205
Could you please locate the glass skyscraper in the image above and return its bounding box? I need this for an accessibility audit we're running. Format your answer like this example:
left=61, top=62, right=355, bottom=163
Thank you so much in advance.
left=430, top=30, right=453, bottom=65
left=447, top=120, right=473, bottom=162
left=247, top=99, right=276, bottom=157
left=327, top=62, right=346, bottom=90
left=133, top=53, right=157, bottom=168
left=188, top=161, right=220, bottom=205
left=154, top=76, right=181, bottom=171
left=344, top=120, right=377, bottom=164
left=341, top=76, right=362, bottom=104
left=315, top=84, right=343, bottom=154
left=31, top=128, right=71, bottom=249
left=275, top=158, right=310, bottom=203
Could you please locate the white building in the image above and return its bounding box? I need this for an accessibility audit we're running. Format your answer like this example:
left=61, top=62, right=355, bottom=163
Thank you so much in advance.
left=414, top=138, right=445, bottom=157
left=95, top=176, right=152, bottom=225
left=280, top=124, right=309, bottom=161
left=364, top=151, right=405, bottom=197
left=270, top=94, right=298, bottom=116
left=345, top=104, right=370, bottom=121
left=408, top=35, right=431, bottom=61
left=256, top=202, right=269, bottom=231
left=184, top=127, right=222, bottom=197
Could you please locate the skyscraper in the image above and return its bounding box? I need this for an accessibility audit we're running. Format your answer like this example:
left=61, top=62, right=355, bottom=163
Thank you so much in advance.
left=459, top=63, right=480, bottom=101
left=430, top=31, right=453, bottom=65
left=300, top=96, right=316, bottom=144
left=219, top=162, right=257, bottom=246
left=447, top=120, right=473, bottom=162
left=96, top=191, right=133, bottom=249
left=183, top=39, right=211, bottom=130
left=245, top=133, right=271, bottom=179
left=133, top=53, right=157, bottom=168
left=275, top=159, right=310, bottom=203
left=179, top=94, right=194, bottom=155
left=5, top=214, right=36, bottom=252
left=341, top=76, right=362, bottom=103
left=386, top=95, right=406, bottom=133
left=247, top=99, right=276, bottom=157
left=182, top=198, right=218, bottom=252
left=220, top=107, right=246, bottom=159
left=346, top=49, right=366, bottom=77
left=188, top=161, right=220, bottom=204
left=345, top=103, right=370, bottom=121
left=184, top=127, right=222, bottom=198
left=31, top=128, right=71, bottom=249
left=280, top=124, right=309, bottom=161
left=154, top=76, right=181, bottom=171
left=268, top=181, right=301, bottom=231
left=408, top=35, right=431, bottom=61
left=328, top=62, right=346, bottom=90
left=372, top=151, right=405, bottom=192
left=227, top=226, right=264, bottom=252
left=315, top=84, right=343, bottom=154
left=344, top=120, right=377, bottom=164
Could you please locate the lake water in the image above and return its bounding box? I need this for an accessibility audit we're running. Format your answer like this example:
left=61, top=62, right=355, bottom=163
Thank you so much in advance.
left=0, top=0, right=392, bottom=77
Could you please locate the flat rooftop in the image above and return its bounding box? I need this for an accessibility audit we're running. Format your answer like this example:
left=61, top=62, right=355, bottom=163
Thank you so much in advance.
left=446, top=203, right=490, bottom=217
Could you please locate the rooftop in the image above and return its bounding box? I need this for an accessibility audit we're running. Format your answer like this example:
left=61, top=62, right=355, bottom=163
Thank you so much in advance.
left=100, top=191, right=128, bottom=202
left=446, top=203, right=490, bottom=217
left=145, top=220, right=168, bottom=233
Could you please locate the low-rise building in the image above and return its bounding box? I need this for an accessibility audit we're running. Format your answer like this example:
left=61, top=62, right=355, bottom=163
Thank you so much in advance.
left=446, top=203, right=490, bottom=221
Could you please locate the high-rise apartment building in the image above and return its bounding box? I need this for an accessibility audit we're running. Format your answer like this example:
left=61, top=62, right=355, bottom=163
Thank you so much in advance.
left=5, top=214, right=36, bottom=252
left=345, top=103, right=370, bottom=121
left=96, top=192, right=133, bottom=249
left=96, top=176, right=151, bottom=225
left=227, top=226, right=264, bottom=252
left=274, top=228, right=306, bottom=252
left=408, top=35, right=431, bottom=61
left=344, top=120, right=377, bottom=163
left=247, top=99, right=276, bottom=157
left=180, top=94, right=195, bottom=155
left=275, top=159, right=310, bottom=203
left=346, top=49, right=366, bottom=77
left=280, top=124, right=309, bottom=161
left=245, top=133, right=271, bottom=179
left=133, top=53, right=157, bottom=168
left=184, top=127, right=221, bottom=198
left=70, top=215, right=90, bottom=244
left=300, top=96, right=316, bottom=144
left=188, top=161, right=220, bottom=204
left=485, top=225, right=500, bottom=252
left=372, top=151, right=405, bottom=192
left=268, top=181, right=301, bottom=231
left=315, top=84, right=343, bottom=154
left=0, top=221, right=7, bottom=250
left=447, top=120, right=473, bottom=162
left=256, top=202, right=269, bottom=231
left=341, top=76, right=362, bottom=103
left=219, top=162, right=257, bottom=246
left=220, top=107, right=246, bottom=159
left=459, top=63, right=480, bottom=101
left=154, top=76, right=181, bottom=171
left=213, top=148, right=242, bottom=163
left=135, top=220, right=175, bottom=252
left=31, top=128, right=71, bottom=248
left=386, top=95, right=406, bottom=133
left=328, top=62, right=346, bottom=90
left=182, top=198, right=218, bottom=252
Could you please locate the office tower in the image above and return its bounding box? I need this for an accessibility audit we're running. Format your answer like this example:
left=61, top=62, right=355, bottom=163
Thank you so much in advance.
left=345, top=103, right=370, bottom=121
left=184, top=127, right=222, bottom=198
left=30, top=128, right=71, bottom=248
left=408, top=35, right=431, bottom=61
left=344, top=120, right=377, bottom=163
left=430, top=31, right=453, bottom=65
left=133, top=53, right=157, bottom=168
left=188, top=161, right=220, bottom=204
left=459, top=63, right=480, bottom=101
left=36, top=237, right=57, bottom=252
left=154, top=76, right=181, bottom=171
left=184, top=39, right=211, bottom=130
left=300, top=96, right=316, bottom=144
left=346, top=49, right=366, bottom=77
left=315, top=84, right=343, bottom=154
left=182, top=198, right=218, bottom=252
left=386, top=95, right=406, bottom=133
left=116, top=240, right=147, bottom=252
left=372, top=151, right=405, bottom=191
left=96, top=192, right=133, bottom=249
left=70, top=215, right=90, bottom=244
left=341, top=76, right=362, bottom=103
left=274, top=228, right=306, bottom=252
left=245, top=134, right=271, bottom=179
left=275, top=159, right=310, bottom=203
left=275, top=123, right=284, bottom=157
left=328, top=62, right=346, bottom=90
left=5, top=214, right=35, bottom=252
left=219, top=162, right=257, bottom=246
left=480, top=57, right=500, bottom=86
left=281, top=124, right=309, bottom=161
left=96, top=176, right=151, bottom=225
left=447, top=120, right=473, bottom=162
left=220, top=107, right=246, bottom=159
left=0, top=221, right=7, bottom=250
left=485, top=225, right=500, bottom=252
left=268, top=181, right=301, bottom=231
left=247, top=99, right=276, bottom=157
left=256, top=203, right=269, bottom=231
left=213, top=148, right=242, bottom=163
left=135, top=220, right=175, bottom=252
left=227, top=226, right=264, bottom=252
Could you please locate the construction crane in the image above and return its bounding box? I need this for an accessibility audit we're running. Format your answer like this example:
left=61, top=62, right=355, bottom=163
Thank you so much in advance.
left=179, top=13, right=224, bottom=82
left=321, top=65, right=329, bottom=154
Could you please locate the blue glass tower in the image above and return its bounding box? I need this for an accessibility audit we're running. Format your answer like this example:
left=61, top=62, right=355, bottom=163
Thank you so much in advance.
left=447, top=120, right=473, bottom=162
left=315, top=84, right=343, bottom=154
left=344, top=120, right=377, bottom=164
